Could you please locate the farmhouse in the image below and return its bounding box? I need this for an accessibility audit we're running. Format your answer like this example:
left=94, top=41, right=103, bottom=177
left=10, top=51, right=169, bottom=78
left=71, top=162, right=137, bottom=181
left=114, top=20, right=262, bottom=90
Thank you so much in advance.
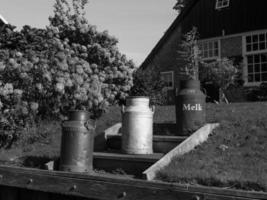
left=140, top=0, right=267, bottom=103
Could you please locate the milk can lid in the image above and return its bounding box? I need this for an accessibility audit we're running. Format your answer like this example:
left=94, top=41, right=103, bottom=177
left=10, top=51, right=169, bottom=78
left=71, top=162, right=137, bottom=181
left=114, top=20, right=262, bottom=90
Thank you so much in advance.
left=68, top=110, right=90, bottom=121
left=126, top=96, right=149, bottom=99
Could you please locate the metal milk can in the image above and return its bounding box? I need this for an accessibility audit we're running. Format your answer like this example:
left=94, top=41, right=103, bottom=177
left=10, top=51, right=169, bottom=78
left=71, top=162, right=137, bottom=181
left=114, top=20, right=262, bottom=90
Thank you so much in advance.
left=121, top=96, right=154, bottom=154
left=176, top=79, right=206, bottom=135
left=59, top=110, right=95, bottom=173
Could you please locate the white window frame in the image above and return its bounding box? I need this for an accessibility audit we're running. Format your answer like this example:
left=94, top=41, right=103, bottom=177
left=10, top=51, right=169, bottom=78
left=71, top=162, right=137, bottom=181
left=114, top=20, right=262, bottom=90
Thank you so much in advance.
left=215, top=0, right=230, bottom=9
left=198, top=39, right=221, bottom=61
left=160, top=71, right=174, bottom=90
left=243, top=30, right=267, bottom=86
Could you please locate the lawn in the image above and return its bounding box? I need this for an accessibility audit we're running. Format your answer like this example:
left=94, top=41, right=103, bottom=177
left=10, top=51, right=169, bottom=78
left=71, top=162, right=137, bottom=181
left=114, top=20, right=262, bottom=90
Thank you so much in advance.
left=156, top=102, right=267, bottom=192
left=0, top=102, right=266, bottom=193
left=0, top=106, right=122, bottom=166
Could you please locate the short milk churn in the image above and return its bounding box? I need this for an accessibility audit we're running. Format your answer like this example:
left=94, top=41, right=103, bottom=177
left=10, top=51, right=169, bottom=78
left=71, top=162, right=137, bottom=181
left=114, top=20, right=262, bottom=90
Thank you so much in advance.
left=59, top=110, right=95, bottom=172
left=176, top=80, right=206, bottom=135
left=121, top=96, right=154, bottom=154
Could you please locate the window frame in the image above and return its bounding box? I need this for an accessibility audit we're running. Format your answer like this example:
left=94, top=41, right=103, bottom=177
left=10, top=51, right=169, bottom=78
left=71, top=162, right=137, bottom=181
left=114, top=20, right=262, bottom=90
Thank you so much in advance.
left=215, top=0, right=230, bottom=10
left=198, top=39, right=221, bottom=61
left=160, top=71, right=174, bottom=90
left=243, top=31, right=267, bottom=86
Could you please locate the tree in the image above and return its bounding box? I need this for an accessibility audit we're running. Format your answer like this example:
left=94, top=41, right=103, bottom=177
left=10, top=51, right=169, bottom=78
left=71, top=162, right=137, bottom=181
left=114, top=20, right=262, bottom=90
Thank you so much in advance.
left=199, top=59, right=238, bottom=103
left=177, top=26, right=200, bottom=80
left=48, top=0, right=136, bottom=117
left=0, top=0, right=136, bottom=145
left=129, top=66, right=167, bottom=105
left=177, top=27, right=238, bottom=102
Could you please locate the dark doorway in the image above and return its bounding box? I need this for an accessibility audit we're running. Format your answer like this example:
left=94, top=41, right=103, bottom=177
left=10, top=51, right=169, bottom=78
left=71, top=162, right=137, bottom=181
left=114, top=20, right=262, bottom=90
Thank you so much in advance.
left=202, top=82, right=219, bottom=102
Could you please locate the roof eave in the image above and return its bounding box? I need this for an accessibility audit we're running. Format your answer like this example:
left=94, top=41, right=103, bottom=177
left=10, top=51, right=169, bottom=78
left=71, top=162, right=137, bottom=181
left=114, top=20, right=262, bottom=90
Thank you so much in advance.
left=139, top=0, right=199, bottom=69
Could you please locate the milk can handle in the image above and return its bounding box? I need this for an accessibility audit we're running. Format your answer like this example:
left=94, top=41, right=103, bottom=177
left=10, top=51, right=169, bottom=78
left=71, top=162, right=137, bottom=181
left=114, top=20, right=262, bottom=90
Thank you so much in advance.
left=201, top=87, right=207, bottom=95
left=150, top=105, right=155, bottom=113
left=84, top=120, right=96, bottom=131
left=61, top=120, right=67, bottom=127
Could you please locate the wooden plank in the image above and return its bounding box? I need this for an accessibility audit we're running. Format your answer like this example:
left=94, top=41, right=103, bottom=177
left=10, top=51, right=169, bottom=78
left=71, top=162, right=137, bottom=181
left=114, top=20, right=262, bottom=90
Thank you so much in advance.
left=44, top=152, right=162, bottom=177
left=0, top=164, right=265, bottom=199
left=106, top=134, right=187, bottom=153
left=18, top=189, right=51, bottom=200
left=94, top=152, right=163, bottom=178
left=204, top=193, right=258, bottom=200
left=94, top=152, right=163, bottom=162
left=153, top=135, right=187, bottom=142
left=143, top=123, right=220, bottom=180
left=105, top=130, right=187, bottom=142
left=0, top=186, right=18, bottom=200
left=0, top=166, right=201, bottom=200
left=47, top=192, right=94, bottom=200
left=0, top=165, right=266, bottom=200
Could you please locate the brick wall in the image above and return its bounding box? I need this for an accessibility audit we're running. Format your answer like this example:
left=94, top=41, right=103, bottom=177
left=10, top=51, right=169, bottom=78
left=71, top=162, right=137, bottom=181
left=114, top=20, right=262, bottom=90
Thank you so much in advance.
left=143, top=32, right=245, bottom=104
left=144, top=26, right=184, bottom=104
left=221, top=36, right=243, bottom=57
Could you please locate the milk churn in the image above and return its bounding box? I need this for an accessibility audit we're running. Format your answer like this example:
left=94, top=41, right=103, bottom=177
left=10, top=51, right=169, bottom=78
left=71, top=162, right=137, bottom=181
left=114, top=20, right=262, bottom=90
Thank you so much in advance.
left=59, top=110, right=95, bottom=173
left=176, top=80, right=206, bottom=135
left=121, top=96, right=154, bottom=154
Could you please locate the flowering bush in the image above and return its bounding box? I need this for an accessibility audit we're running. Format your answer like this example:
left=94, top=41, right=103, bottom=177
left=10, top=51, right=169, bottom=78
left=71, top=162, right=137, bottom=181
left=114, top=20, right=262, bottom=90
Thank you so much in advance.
left=129, top=67, right=167, bottom=105
left=0, top=0, right=135, bottom=146
left=199, top=58, right=238, bottom=102
left=199, top=58, right=238, bottom=90
left=177, top=27, right=238, bottom=102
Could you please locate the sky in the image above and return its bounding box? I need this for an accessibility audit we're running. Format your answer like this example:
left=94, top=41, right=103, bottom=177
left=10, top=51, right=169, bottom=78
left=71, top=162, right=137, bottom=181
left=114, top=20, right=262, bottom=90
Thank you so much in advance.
left=1, top=0, right=177, bottom=65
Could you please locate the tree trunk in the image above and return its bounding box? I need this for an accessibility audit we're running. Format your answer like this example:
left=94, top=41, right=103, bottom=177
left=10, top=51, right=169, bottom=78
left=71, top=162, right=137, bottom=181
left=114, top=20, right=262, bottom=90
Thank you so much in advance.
left=219, top=88, right=229, bottom=104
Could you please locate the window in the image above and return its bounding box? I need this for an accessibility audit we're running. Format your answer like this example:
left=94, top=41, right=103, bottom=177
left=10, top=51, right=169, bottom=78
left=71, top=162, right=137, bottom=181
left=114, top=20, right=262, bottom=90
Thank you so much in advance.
left=198, top=40, right=219, bottom=60
left=215, top=0, right=230, bottom=9
left=247, top=54, right=267, bottom=83
left=161, top=71, right=174, bottom=89
left=246, top=33, right=267, bottom=52
left=245, top=32, right=267, bottom=84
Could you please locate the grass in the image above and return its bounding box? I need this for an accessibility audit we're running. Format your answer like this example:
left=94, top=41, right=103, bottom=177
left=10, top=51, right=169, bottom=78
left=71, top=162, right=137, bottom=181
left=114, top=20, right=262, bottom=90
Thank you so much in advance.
left=0, top=120, right=62, bottom=167
left=0, top=102, right=267, bottom=192
left=0, top=106, right=122, bottom=166
left=156, top=102, right=267, bottom=192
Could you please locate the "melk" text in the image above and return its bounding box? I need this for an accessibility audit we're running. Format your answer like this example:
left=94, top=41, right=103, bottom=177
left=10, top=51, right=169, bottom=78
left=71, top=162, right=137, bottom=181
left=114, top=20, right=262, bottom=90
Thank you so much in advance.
left=183, top=104, right=202, bottom=111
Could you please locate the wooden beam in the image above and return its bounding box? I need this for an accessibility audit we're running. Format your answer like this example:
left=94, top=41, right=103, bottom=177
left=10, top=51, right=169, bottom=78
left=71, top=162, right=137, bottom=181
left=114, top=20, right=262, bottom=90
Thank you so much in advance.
left=0, top=165, right=201, bottom=200
left=44, top=152, right=163, bottom=177
left=0, top=165, right=266, bottom=200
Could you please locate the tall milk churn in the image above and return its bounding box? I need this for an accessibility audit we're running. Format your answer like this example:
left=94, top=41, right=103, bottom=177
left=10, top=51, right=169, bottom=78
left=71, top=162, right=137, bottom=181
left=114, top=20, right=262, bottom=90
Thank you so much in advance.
left=121, top=96, right=154, bottom=154
left=176, top=80, right=206, bottom=136
left=59, top=110, right=95, bottom=172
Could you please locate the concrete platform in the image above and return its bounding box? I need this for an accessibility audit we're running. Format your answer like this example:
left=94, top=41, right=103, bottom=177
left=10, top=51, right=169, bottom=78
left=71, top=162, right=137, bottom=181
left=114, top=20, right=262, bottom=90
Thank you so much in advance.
left=106, top=135, right=187, bottom=154
left=93, top=151, right=164, bottom=178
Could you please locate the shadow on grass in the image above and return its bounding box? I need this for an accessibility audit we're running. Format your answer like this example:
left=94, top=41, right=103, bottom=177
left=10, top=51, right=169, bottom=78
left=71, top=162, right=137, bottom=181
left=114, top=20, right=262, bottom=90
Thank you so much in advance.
left=153, top=123, right=177, bottom=135
left=21, top=155, right=59, bottom=169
